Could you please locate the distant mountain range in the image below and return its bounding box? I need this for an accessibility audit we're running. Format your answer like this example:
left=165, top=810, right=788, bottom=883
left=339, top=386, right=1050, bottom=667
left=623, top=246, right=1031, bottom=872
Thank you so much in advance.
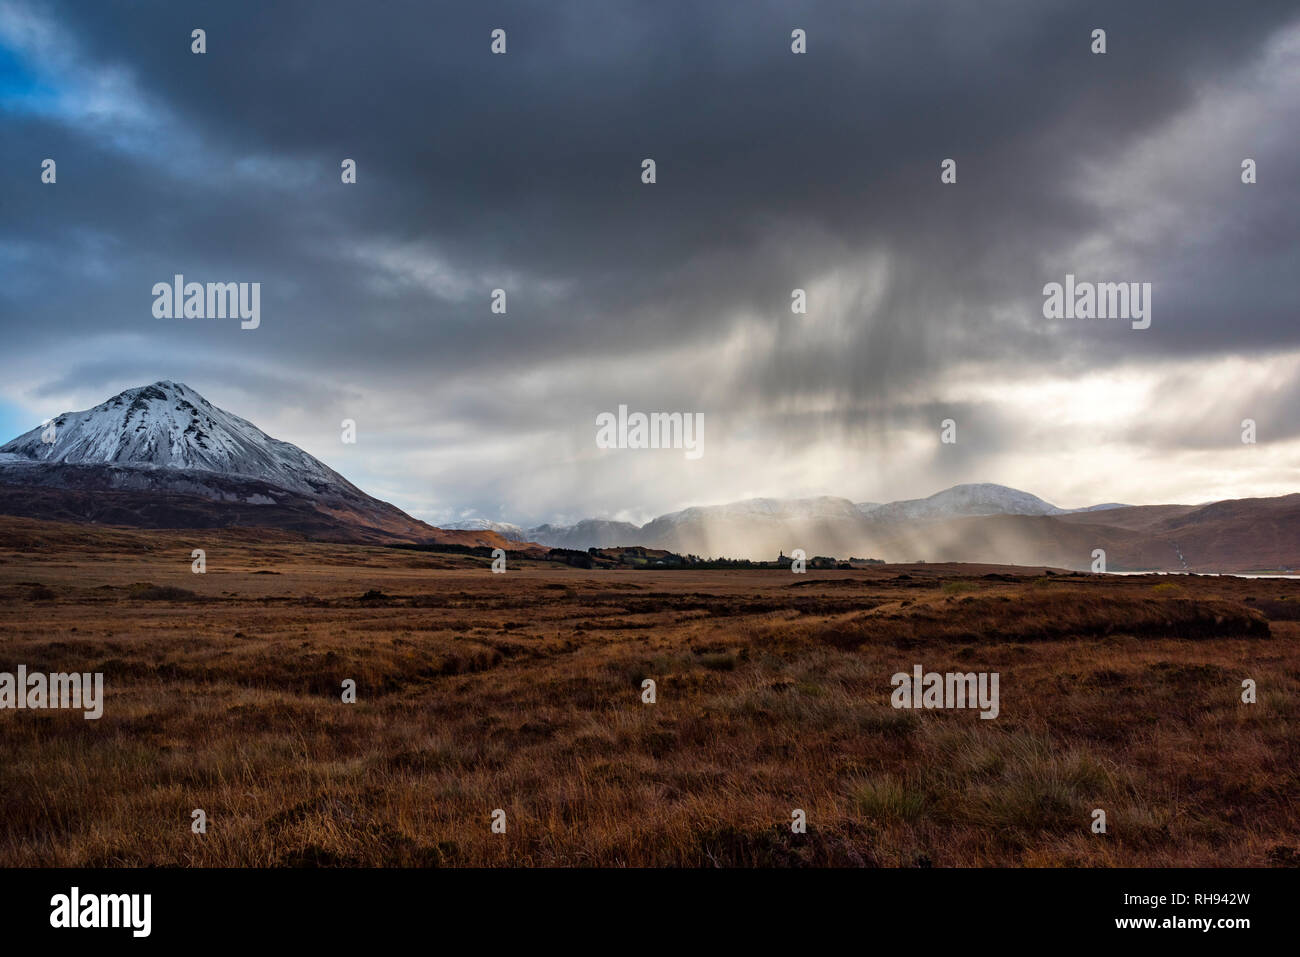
left=1, top=382, right=1295, bottom=572
left=449, top=484, right=1300, bottom=574
left=449, top=485, right=1135, bottom=552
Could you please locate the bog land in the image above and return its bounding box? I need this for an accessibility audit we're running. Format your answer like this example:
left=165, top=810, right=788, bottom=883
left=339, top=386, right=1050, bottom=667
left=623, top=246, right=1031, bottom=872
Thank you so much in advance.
left=0, top=517, right=1296, bottom=867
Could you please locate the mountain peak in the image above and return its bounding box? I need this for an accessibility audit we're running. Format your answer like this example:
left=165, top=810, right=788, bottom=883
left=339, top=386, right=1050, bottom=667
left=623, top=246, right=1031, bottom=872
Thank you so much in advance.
left=0, top=381, right=350, bottom=496
left=147, top=379, right=194, bottom=393
left=0, top=381, right=526, bottom=548
left=856, top=483, right=1065, bottom=522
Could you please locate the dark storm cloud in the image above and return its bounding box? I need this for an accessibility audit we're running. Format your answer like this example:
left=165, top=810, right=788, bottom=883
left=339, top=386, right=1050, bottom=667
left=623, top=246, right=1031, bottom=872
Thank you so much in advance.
left=1, top=0, right=1297, bottom=519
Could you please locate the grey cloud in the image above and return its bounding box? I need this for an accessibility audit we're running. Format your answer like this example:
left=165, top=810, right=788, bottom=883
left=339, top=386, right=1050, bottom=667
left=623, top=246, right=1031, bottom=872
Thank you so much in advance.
left=2, top=0, right=1297, bottom=523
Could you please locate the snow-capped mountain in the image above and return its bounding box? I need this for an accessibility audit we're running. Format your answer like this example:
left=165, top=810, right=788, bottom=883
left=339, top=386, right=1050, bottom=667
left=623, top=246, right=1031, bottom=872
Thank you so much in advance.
left=856, top=483, right=1071, bottom=523
left=652, top=496, right=864, bottom=528
left=527, top=519, right=643, bottom=550
left=0, top=381, right=509, bottom=547
left=442, top=518, right=529, bottom=542
left=0, top=381, right=351, bottom=497
left=443, top=517, right=641, bottom=549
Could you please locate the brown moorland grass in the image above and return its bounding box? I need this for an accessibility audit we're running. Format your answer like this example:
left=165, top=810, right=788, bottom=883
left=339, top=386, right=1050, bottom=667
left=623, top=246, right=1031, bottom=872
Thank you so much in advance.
left=0, top=517, right=1296, bottom=867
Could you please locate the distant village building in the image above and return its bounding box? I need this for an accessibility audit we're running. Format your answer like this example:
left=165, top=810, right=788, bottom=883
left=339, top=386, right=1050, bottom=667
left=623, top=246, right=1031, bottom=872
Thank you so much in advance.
left=775, top=552, right=837, bottom=569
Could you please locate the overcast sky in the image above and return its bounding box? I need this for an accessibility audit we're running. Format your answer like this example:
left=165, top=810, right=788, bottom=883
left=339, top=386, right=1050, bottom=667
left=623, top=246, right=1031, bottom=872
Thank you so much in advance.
left=2, top=0, right=1297, bottom=527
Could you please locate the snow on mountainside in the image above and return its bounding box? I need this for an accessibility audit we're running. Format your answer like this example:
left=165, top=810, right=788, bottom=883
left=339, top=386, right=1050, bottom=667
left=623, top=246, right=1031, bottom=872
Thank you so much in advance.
left=0, top=381, right=356, bottom=497
left=442, top=518, right=529, bottom=542
left=0, top=381, right=516, bottom=547
left=653, top=496, right=863, bottom=527
left=529, top=519, right=642, bottom=550
left=856, top=483, right=1068, bottom=522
